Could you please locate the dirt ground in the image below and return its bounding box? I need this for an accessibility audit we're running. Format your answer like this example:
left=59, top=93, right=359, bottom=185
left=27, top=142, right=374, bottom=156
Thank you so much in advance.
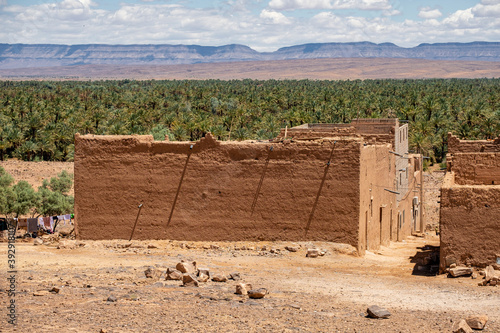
left=1, top=162, right=498, bottom=332
left=1, top=236, right=499, bottom=332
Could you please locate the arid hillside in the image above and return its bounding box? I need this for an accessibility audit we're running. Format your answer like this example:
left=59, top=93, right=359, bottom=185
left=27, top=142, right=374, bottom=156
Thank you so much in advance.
left=2, top=58, right=500, bottom=80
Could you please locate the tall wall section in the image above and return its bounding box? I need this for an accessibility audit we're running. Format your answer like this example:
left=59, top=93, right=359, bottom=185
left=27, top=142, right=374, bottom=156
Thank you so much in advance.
left=358, top=144, right=395, bottom=253
left=440, top=173, right=500, bottom=269
left=74, top=134, right=363, bottom=247
left=440, top=133, right=500, bottom=270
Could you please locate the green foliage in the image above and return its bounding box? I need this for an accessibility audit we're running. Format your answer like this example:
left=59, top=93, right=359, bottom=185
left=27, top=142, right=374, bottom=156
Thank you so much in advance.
left=49, top=170, right=73, bottom=194
left=0, top=166, right=14, bottom=188
left=0, top=167, right=73, bottom=218
left=0, top=79, right=499, bottom=163
left=36, top=172, right=74, bottom=217
left=10, top=181, right=37, bottom=218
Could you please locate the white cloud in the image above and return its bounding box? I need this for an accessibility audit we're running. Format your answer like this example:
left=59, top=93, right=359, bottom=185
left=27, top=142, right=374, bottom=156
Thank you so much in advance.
left=0, top=0, right=500, bottom=52
left=418, top=7, right=442, bottom=20
left=268, top=0, right=391, bottom=11
left=480, top=0, right=500, bottom=5
left=0, top=0, right=7, bottom=5
left=260, top=9, right=291, bottom=24
left=472, top=3, right=500, bottom=17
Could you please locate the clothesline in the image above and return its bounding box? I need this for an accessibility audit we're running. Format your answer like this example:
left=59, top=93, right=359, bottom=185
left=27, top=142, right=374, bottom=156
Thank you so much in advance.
left=15, top=214, right=73, bottom=233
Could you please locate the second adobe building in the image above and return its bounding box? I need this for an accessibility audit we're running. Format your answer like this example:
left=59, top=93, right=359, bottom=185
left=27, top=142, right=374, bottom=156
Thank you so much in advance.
left=74, top=118, right=424, bottom=255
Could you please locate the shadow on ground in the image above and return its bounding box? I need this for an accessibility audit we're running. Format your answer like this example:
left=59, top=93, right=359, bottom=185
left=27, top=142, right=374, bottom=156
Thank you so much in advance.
left=410, top=244, right=440, bottom=276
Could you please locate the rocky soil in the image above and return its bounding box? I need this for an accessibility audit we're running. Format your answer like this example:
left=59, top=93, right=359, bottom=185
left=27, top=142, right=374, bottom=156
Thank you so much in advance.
left=1, top=236, right=499, bottom=332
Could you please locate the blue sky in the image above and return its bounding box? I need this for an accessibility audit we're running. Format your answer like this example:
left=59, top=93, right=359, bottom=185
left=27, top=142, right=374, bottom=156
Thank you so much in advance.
left=0, top=0, right=499, bottom=51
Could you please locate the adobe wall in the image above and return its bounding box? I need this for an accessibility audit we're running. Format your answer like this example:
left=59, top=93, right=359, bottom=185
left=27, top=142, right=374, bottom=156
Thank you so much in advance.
left=277, top=119, right=398, bottom=147
left=358, top=144, right=395, bottom=253
left=451, top=153, right=500, bottom=185
left=447, top=133, right=500, bottom=153
left=440, top=173, right=500, bottom=269
left=74, top=134, right=363, bottom=247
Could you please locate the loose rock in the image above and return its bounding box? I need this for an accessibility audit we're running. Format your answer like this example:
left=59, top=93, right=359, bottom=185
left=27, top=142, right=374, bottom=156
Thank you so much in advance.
left=33, top=238, right=44, bottom=246
left=449, top=267, right=473, bottom=277
left=212, top=274, right=228, bottom=282
left=229, top=272, right=241, bottom=281
left=166, top=268, right=183, bottom=281
left=49, top=287, right=60, bottom=294
left=182, top=273, right=199, bottom=287
left=176, top=261, right=197, bottom=274
left=306, top=249, right=320, bottom=258
left=366, top=305, right=391, bottom=319
left=107, top=295, right=117, bottom=302
left=198, top=272, right=209, bottom=283
left=197, top=268, right=210, bottom=278
left=452, top=319, right=473, bottom=333
left=235, top=283, right=253, bottom=295
left=144, top=266, right=161, bottom=279
left=484, top=265, right=500, bottom=283
left=466, top=315, right=488, bottom=330
left=285, top=246, right=298, bottom=252
left=248, top=288, right=267, bottom=299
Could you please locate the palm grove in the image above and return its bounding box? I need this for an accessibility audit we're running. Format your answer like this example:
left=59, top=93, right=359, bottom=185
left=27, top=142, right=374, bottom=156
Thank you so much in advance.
left=0, top=79, right=499, bottom=217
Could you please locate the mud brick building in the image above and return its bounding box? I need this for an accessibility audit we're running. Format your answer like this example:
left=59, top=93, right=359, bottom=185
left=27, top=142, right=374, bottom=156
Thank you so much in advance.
left=74, top=118, right=423, bottom=255
left=440, top=133, right=500, bottom=270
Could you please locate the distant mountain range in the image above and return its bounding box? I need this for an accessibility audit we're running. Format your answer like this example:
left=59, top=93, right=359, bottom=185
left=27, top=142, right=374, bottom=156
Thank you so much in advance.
left=1, top=41, right=500, bottom=69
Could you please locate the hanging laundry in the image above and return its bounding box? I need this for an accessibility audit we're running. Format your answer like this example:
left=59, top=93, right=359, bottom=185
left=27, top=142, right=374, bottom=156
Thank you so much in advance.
left=18, top=218, right=28, bottom=227
left=27, top=218, right=38, bottom=233
left=38, top=217, right=44, bottom=227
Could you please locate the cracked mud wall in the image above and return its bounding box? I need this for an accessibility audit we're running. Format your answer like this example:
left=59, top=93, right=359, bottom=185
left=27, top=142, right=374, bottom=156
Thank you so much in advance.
left=74, top=134, right=363, bottom=246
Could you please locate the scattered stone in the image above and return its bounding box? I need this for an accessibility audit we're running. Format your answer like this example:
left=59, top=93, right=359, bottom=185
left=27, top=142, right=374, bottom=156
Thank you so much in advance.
left=100, top=329, right=108, bottom=333
left=366, top=305, right=391, bottom=319
left=166, top=268, right=183, bottom=281
left=107, top=295, right=118, bottom=302
left=57, top=240, right=76, bottom=249
left=33, top=291, right=49, bottom=296
left=248, top=288, right=267, bottom=299
left=49, top=287, right=60, bottom=294
left=306, top=249, right=320, bottom=258
left=452, top=319, right=473, bottom=333
left=147, top=244, right=158, bottom=249
left=176, top=261, right=197, bottom=274
left=450, top=263, right=457, bottom=268
left=33, top=238, right=43, bottom=246
left=484, top=265, right=500, bottom=283
left=144, top=266, right=161, bottom=279
left=212, top=274, right=228, bottom=282
left=229, top=272, right=241, bottom=281
left=116, top=243, right=132, bottom=248
left=471, top=272, right=478, bottom=279
left=210, top=244, right=220, bottom=250
left=198, top=273, right=209, bottom=283
left=197, top=268, right=210, bottom=278
left=270, top=248, right=280, bottom=254
left=235, top=283, right=253, bottom=295
left=449, top=267, right=473, bottom=278
left=466, top=315, right=488, bottom=330
left=182, top=273, right=199, bottom=287
left=285, top=246, right=298, bottom=252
